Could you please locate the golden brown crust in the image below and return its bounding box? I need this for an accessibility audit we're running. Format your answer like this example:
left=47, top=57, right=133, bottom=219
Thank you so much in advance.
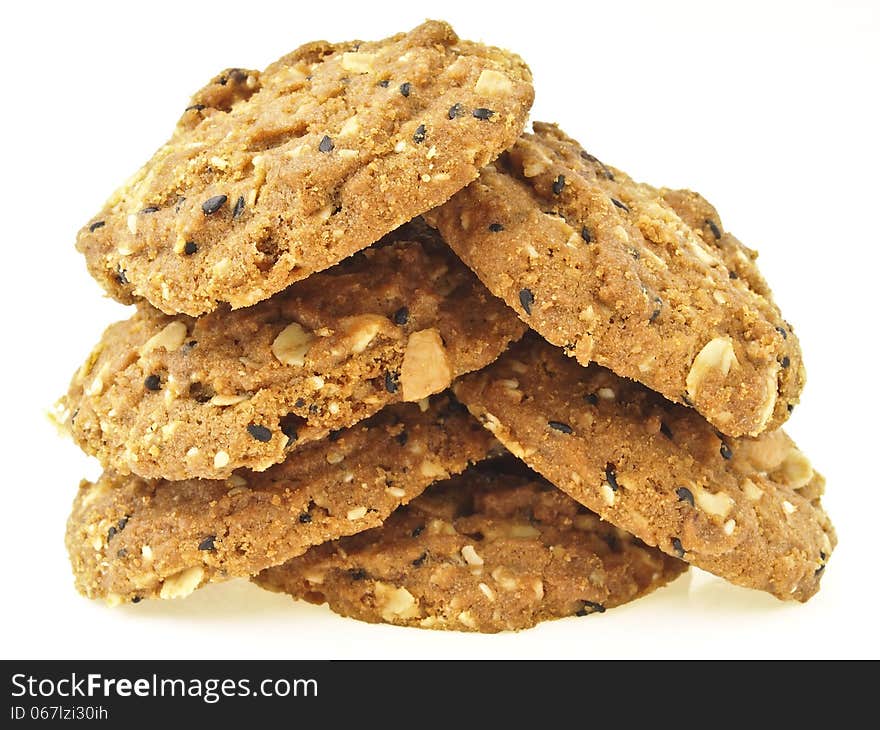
left=427, top=122, right=803, bottom=437
left=453, top=336, right=835, bottom=601
left=255, top=464, right=686, bottom=632
left=76, top=20, right=534, bottom=316
left=59, top=234, right=526, bottom=480
left=66, top=396, right=494, bottom=604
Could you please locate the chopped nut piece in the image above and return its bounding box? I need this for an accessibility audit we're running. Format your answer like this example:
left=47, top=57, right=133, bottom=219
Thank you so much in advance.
left=140, top=321, right=188, bottom=355
left=159, top=566, right=204, bottom=600
left=271, top=322, right=315, bottom=366
left=686, top=337, right=739, bottom=399
left=375, top=583, right=419, bottom=621
left=474, top=69, right=514, bottom=96
left=461, top=545, right=484, bottom=566
left=400, top=329, right=453, bottom=401
left=694, top=488, right=734, bottom=518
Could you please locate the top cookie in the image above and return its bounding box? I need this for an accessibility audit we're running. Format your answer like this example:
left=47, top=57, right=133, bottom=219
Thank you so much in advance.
left=426, top=122, right=803, bottom=437
left=76, top=20, right=534, bottom=316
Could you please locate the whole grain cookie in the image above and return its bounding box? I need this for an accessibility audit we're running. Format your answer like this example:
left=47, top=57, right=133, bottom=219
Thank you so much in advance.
left=453, top=336, right=835, bottom=601
left=77, top=20, right=534, bottom=316
left=255, top=464, right=686, bottom=632
left=59, top=232, right=525, bottom=480
left=426, top=122, right=803, bottom=437
left=67, top=396, right=493, bottom=604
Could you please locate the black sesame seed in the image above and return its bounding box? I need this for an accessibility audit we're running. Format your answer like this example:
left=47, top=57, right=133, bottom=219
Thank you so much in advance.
left=552, top=174, right=566, bottom=195
left=472, top=107, right=494, bottom=120
left=319, top=135, right=334, bottom=153
left=518, top=288, right=534, bottom=315
left=175, top=196, right=187, bottom=212
left=232, top=195, right=245, bottom=220
left=605, top=463, right=619, bottom=491
left=413, top=124, right=426, bottom=144
left=247, top=424, right=272, bottom=442
left=348, top=568, right=367, bottom=581
left=671, top=537, right=685, bottom=558
left=412, top=551, right=428, bottom=567
left=649, top=297, right=663, bottom=323
left=384, top=371, right=400, bottom=394
left=787, top=403, right=795, bottom=413
left=630, top=248, right=641, bottom=260
left=488, top=223, right=504, bottom=232
left=575, top=600, right=606, bottom=616
left=411, top=525, right=424, bottom=537
left=676, top=487, right=695, bottom=506
left=131, top=596, right=142, bottom=604
left=776, top=326, right=788, bottom=340
left=681, top=393, right=694, bottom=407
left=581, top=227, right=592, bottom=243
left=548, top=420, right=573, bottom=434
left=720, top=442, right=733, bottom=460
left=393, top=306, right=409, bottom=325
left=116, top=267, right=129, bottom=285
left=399, top=82, right=411, bottom=97
left=729, top=271, right=739, bottom=280
left=117, top=515, right=129, bottom=530
left=611, top=198, right=630, bottom=212
left=580, top=150, right=615, bottom=180
left=585, top=393, right=599, bottom=406
left=294, top=398, right=306, bottom=408
left=781, top=355, right=791, bottom=369
left=198, top=535, right=216, bottom=551
left=201, top=194, right=227, bottom=215
left=659, top=421, right=674, bottom=440
left=185, top=103, right=206, bottom=112
left=706, top=219, right=722, bottom=239
left=378, top=79, right=390, bottom=88
left=328, top=429, right=342, bottom=442
left=144, top=374, right=162, bottom=391
left=88, top=220, right=105, bottom=232
left=116, top=548, right=128, bottom=558
left=814, top=564, right=826, bottom=576
left=298, top=512, right=312, bottom=524
left=448, top=103, right=463, bottom=119
left=820, top=551, right=826, bottom=561
left=395, top=430, right=408, bottom=446
left=107, top=526, right=117, bottom=541
left=140, top=206, right=159, bottom=214
left=183, top=241, right=198, bottom=256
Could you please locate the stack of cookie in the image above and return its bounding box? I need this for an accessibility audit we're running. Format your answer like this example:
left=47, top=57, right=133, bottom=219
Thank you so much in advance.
left=56, top=20, right=834, bottom=632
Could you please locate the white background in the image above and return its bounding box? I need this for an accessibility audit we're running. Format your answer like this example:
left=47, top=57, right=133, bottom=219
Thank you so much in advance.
left=1, top=0, right=877, bottom=659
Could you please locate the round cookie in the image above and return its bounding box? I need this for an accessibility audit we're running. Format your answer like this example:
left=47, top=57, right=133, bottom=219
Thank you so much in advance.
left=76, top=20, right=534, bottom=316
left=425, top=122, right=804, bottom=438
left=67, top=395, right=494, bottom=604
left=59, top=231, right=526, bottom=480
left=453, top=335, right=835, bottom=602
left=255, top=463, right=686, bottom=632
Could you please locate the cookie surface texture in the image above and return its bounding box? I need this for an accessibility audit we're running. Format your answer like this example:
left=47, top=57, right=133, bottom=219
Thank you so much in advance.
left=77, top=20, right=534, bottom=316
left=427, top=122, right=803, bottom=437
left=453, top=336, right=834, bottom=601
left=67, top=396, right=493, bottom=604
left=60, top=233, right=526, bottom=480
left=255, top=464, right=686, bottom=632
